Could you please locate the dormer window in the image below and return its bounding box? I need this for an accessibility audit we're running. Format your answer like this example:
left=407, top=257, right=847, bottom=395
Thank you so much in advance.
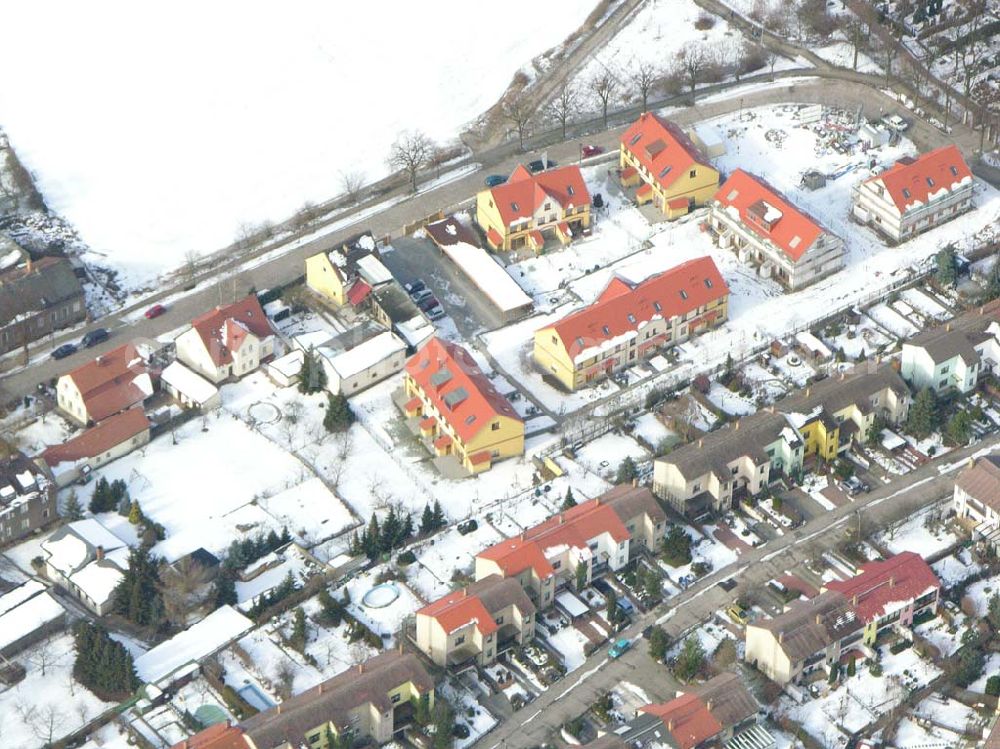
left=627, top=313, right=636, bottom=324
left=949, top=165, right=958, bottom=176
left=902, top=188, right=911, bottom=199
left=658, top=165, right=672, bottom=179
left=511, top=201, right=519, bottom=211
left=567, top=185, right=575, bottom=196
left=679, top=290, right=688, bottom=300
left=576, top=336, right=584, bottom=348
left=602, top=325, right=611, bottom=335
left=653, top=301, right=662, bottom=312
left=704, top=279, right=713, bottom=289
left=926, top=177, right=934, bottom=187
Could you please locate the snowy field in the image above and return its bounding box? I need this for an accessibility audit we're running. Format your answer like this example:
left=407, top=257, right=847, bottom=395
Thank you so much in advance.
left=0, top=2, right=596, bottom=285
left=484, top=104, right=1000, bottom=416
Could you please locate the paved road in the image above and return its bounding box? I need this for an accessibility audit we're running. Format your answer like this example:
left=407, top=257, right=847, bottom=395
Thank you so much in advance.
left=477, top=432, right=998, bottom=748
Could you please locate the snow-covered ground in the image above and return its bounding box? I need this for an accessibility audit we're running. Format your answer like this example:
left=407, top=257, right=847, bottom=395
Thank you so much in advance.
left=0, top=2, right=596, bottom=285
left=877, top=506, right=959, bottom=557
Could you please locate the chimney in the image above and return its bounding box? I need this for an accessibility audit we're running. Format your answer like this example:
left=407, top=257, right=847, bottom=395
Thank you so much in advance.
left=767, top=405, right=775, bottom=414
left=317, top=681, right=324, bottom=695
left=95, top=545, right=105, bottom=561
left=946, top=323, right=952, bottom=332
left=889, top=576, right=895, bottom=588
left=805, top=387, right=811, bottom=397
left=668, top=719, right=675, bottom=731
left=26, top=257, right=33, bottom=274
left=698, top=439, right=704, bottom=448
left=277, top=703, right=282, bottom=714
left=852, top=594, right=858, bottom=606
left=778, top=631, right=784, bottom=643
left=357, top=663, right=364, bottom=674
left=734, top=420, right=741, bottom=431
left=706, top=699, right=713, bottom=712
left=815, top=614, right=822, bottom=624
left=632, top=478, right=638, bottom=487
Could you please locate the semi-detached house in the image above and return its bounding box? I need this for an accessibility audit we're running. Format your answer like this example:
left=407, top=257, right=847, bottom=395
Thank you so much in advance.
left=402, top=337, right=523, bottom=474
left=852, top=145, right=974, bottom=243
left=710, top=169, right=844, bottom=290
left=901, top=314, right=1000, bottom=396
left=533, top=256, right=729, bottom=391
left=619, top=112, right=719, bottom=219
left=953, top=456, right=1000, bottom=546
left=476, top=164, right=591, bottom=253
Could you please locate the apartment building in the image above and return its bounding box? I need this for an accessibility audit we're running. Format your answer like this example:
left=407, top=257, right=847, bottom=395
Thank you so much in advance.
left=0, top=452, right=56, bottom=546
left=852, top=145, right=974, bottom=243
left=710, top=169, right=844, bottom=290
left=476, top=164, right=591, bottom=252
left=0, top=252, right=86, bottom=356
left=533, top=257, right=729, bottom=391
left=414, top=574, right=535, bottom=667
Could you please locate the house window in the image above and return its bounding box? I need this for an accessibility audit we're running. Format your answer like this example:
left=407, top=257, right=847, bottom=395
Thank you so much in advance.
left=391, top=694, right=401, bottom=704
left=692, top=483, right=700, bottom=492
left=627, top=314, right=636, bottom=324
left=653, top=301, right=661, bottom=312
left=456, top=635, right=466, bottom=645
left=689, top=169, right=696, bottom=178
left=553, top=560, right=561, bottom=570
left=704, top=278, right=713, bottom=288
left=492, top=421, right=500, bottom=430
left=679, top=290, right=688, bottom=300
left=568, top=185, right=575, bottom=196
left=496, top=615, right=504, bottom=625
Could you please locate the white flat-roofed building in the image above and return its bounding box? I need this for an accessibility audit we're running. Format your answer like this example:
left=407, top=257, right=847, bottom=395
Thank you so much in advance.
left=321, top=330, right=407, bottom=395
left=161, top=360, right=221, bottom=410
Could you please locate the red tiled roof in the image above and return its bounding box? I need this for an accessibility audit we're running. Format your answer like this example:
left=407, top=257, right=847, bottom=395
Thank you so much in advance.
left=636, top=183, right=653, bottom=197
left=404, top=396, right=423, bottom=412
left=405, top=337, right=520, bottom=444
left=667, top=197, right=689, bottom=210
left=715, top=169, right=826, bottom=261
left=641, top=694, right=723, bottom=749
left=433, top=434, right=453, bottom=449
left=190, top=295, right=273, bottom=367
left=477, top=498, right=629, bottom=580
left=865, top=145, right=972, bottom=214
left=824, top=552, right=940, bottom=623
left=65, top=343, right=151, bottom=422
left=419, top=416, right=437, bottom=430
left=346, top=279, right=372, bottom=306
left=486, top=164, right=591, bottom=226
left=621, top=165, right=637, bottom=180
left=469, top=450, right=492, bottom=465
left=41, top=408, right=149, bottom=468
left=417, top=589, right=498, bottom=637
left=621, top=112, right=711, bottom=192
left=170, top=722, right=247, bottom=749
left=547, top=257, right=728, bottom=360
left=487, top=227, right=503, bottom=248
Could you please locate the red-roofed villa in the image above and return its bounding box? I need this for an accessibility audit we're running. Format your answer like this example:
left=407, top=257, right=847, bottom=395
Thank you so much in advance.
left=852, top=145, right=974, bottom=243
left=710, top=169, right=845, bottom=290
left=175, top=295, right=275, bottom=383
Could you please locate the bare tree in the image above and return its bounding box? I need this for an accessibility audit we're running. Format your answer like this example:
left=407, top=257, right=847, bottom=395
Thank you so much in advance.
left=502, top=93, right=533, bottom=151
left=339, top=170, right=366, bottom=204
left=275, top=661, right=296, bottom=699
left=630, top=61, right=660, bottom=112
left=678, top=42, right=707, bottom=94
left=160, top=557, right=212, bottom=627
left=30, top=705, right=65, bottom=746
left=547, top=83, right=578, bottom=140
left=589, top=70, right=618, bottom=128
left=388, top=131, right=433, bottom=193
left=29, top=639, right=56, bottom=677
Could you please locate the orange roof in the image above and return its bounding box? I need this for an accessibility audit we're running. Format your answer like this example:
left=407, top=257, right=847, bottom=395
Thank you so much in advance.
left=416, top=588, right=498, bottom=637
left=41, top=408, right=149, bottom=468
left=715, top=169, right=825, bottom=261
left=346, top=279, right=372, bottom=306
left=433, top=434, right=453, bottom=449
left=667, top=197, right=689, bottom=210
left=824, top=551, right=939, bottom=623
left=405, top=338, right=520, bottom=444
left=620, top=112, right=711, bottom=192
left=189, top=295, right=273, bottom=367
left=621, top=165, right=637, bottom=180
left=547, top=257, right=728, bottom=360
left=486, top=164, right=591, bottom=226
left=419, top=416, right=437, bottom=430
left=404, top=396, right=422, bottom=411
left=65, top=343, right=151, bottom=422
left=637, top=183, right=654, bottom=197
left=477, top=498, right=629, bottom=580
left=486, top=227, right=503, bottom=247
left=865, top=145, right=972, bottom=214
left=642, top=694, right=723, bottom=749
left=170, top=722, right=247, bottom=749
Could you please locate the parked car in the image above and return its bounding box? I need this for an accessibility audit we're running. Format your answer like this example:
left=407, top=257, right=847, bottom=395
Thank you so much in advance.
left=718, top=578, right=737, bottom=592
left=527, top=158, right=557, bottom=173
left=886, top=114, right=909, bottom=131
left=404, top=280, right=426, bottom=295
left=417, top=295, right=439, bottom=312
left=144, top=303, right=167, bottom=319
left=840, top=475, right=871, bottom=496
left=727, top=605, right=749, bottom=626
left=426, top=305, right=446, bottom=321
left=592, top=193, right=604, bottom=209
left=581, top=144, right=603, bottom=158
left=608, top=638, right=631, bottom=658
left=616, top=597, right=635, bottom=616
left=410, top=288, right=433, bottom=304
left=52, top=343, right=78, bottom=360
left=484, top=174, right=508, bottom=187
left=81, top=328, right=110, bottom=347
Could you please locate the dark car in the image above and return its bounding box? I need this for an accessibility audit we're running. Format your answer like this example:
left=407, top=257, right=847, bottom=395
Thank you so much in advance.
left=484, top=174, right=507, bottom=187
left=718, top=578, right=737, bottom=592
left=81, top=328, right=110, bottom=347
left=417, top=295, right=440, bottom=312
left=404, top=280, right=426, bottom=295
left=426, top=305, right=446, bottom=321
left=581, top=144, right=603, bottom=158
left=52, top=343, right=78, bottom=360
left=527, top=159, right=557, bottom=173
left=592, top=193, right=605, bottom=209
left=144, top=304, right=167, bottom=319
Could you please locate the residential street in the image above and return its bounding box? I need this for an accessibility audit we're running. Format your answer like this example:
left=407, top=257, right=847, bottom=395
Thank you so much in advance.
left=1, top=72, right=988, bottom=405
left=477, top=432, right=997, bottom=749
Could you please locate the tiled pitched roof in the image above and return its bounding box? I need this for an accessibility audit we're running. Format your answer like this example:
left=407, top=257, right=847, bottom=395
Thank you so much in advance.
left=486, top=164, right=591, bottom=226
left=190, top=295, right=272, bottom=367
left=824, top=551, right=940, bottom=623
left=599, top=484, right=667, bottom=525
left=642, top=694, right=723, bottom=749
left=777, top=364, right=908, bottom=419
left=40, top=408, right=149, bottom=468
left=620, top=112, right=711, bottom=192
left=65, top=343, right=151, bottom=422
left=547, top=257, right=728, bottom=360
left=416, top=575, right=534, bottom=636
left=714, top=169, right=826, bottom=261
left=865, top=145, right=972, bottom=213
left=754, top=591, right=861, bottom=662
left=477, top=498, right=630, bottom=580
left=956, top=456, right=1000, bottom=513
left=0, top=255, right=84, bottom=327
left=170, top=722, right=247, bottom=749
left=405, top=337, right=520, bottom=443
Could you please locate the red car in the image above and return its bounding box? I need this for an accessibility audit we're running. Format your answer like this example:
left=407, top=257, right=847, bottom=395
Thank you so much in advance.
left=582, top=144, right=604, bottom=158
left=144, top=304, right=167, bottom=319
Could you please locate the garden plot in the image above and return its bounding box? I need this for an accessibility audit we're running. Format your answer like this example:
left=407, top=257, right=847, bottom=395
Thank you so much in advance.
left=893, top=716, right=967, bottom=749
left=545, top=625, right=589, bottom=671
left=342, top=567, right=421, bottom=640
left=866, top=303, right=920, bottom=339
left=632, top=412, right=676, bottom=449
left=876, top=506, right=959, bottom=557
left=668, top=618, right=738, bottom=659
left=821, top=315, right=896, bottom=361
left=9, top=409, right=76, bottom=455
left=572, top=432, right=650, bottom=479
left=931, top=548, right=984, bottom=589
left=0, top=632, right=114, bottom=749
left=438, top=678, right=498, bottom=748
left=489, top=493, right=562, bottom=537
left=407, top=522, right=505, bottom=601
left=235, top=547, right=317, bottom=611
left=740, top=361, right=790, bottom=401
left=900, top=287, right=951, bottom=321
left=706, top=382, right=757, bottom=416
left=256, top=479, right=355, bottom=545
left=812, top=40, right=882, bottom=74
left=971, top=653, right=1000, bottom=693
left=964, top=572, right=1000, bottom=617
left=914, top=610, right=965, bottom=658
left=914, top=693, right=984, bottom=735
left=92, top=411, right=308, bottom=563
left=228, top=628, right=323, bottom=697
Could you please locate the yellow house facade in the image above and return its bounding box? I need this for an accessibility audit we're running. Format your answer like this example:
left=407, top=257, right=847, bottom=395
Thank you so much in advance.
left=476, top=164, right=591, bottom=253
left=619, top=112, right=719, bottom=218
left=305, top=251, right=348, bottom=307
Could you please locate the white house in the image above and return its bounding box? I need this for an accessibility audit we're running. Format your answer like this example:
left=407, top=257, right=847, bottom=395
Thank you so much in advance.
left=901, top=320, right=1000, bottom=395
left=38, top=408, right=151, bottom=488
left=160, top=360, right=221, bottom=410
left=954, top=456, right=1000, bottom=541
left=321, top=331, right=407, bottom=395
left=852, top=145, right=974, bottom=243
left=175, top=295, right=275, bottom=383
left=41, top=519, right=129, bottom=615
left=56, top=343, right=153, bottom=425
